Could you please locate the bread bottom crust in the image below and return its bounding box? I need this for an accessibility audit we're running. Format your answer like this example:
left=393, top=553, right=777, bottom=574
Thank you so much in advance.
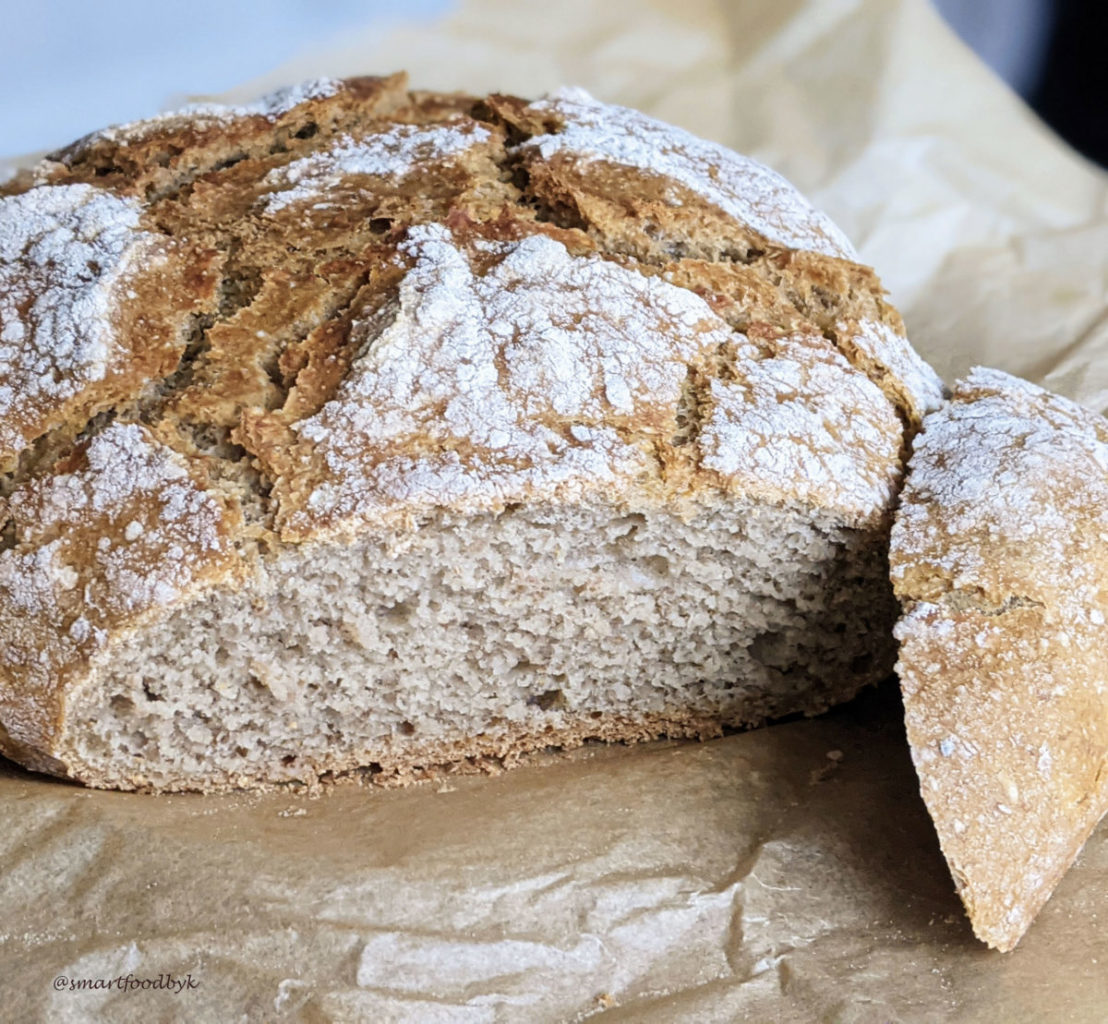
left=61, top=689, right=879, bottom=794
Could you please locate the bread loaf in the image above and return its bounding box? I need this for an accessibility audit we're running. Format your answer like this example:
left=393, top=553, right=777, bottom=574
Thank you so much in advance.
left=0, top=73, right=942, bottom=791
left=891, top=368, right=1108, bottom=951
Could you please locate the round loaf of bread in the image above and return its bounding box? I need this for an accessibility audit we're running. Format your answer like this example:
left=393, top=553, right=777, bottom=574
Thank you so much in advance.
left=0, top=73, right=942, bottom=790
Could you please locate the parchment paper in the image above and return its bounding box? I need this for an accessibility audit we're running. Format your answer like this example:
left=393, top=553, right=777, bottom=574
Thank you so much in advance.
left=3, top=1, right=1107, bottom=1021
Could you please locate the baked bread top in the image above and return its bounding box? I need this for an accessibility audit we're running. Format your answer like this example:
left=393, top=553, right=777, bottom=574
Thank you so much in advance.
left=891, top=367, right=1108, bottom=950
left=0, top=72, right=942, bottom=761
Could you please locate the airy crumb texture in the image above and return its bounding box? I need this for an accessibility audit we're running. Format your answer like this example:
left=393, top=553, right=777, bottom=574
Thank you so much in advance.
left=0, top=73, right=940, bottom=791
left=71, top=500, right=895, bottom=791
left=891, top=367, right=1108, bottom=951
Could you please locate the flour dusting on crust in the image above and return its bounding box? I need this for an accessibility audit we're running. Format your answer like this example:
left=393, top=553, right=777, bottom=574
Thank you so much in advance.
left=276, top=224, right=731, bottom=538
left=0, top=185, right=154, bottom=465
left=272, top=224, right=903, bottom=540
left=91, top=78, right=343, bottom=147
left=260, top=121, right=492, bottom=212
left=891, top=366, right=1108, bottom=616
left=843, top=318, right=946, bottom=421
left=700, top=334, right=902, bottom=523
left=0, top=424, right=239, bottom=725
left=519, top=87, right=856, bottom=260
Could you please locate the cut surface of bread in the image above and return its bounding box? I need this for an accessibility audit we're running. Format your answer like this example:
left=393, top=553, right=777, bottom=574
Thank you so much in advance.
left=71, top=499, right=894, bottom=791
left=0, top=74, right=942, bottom=791
left=891, top=367, right=1108, bottom=951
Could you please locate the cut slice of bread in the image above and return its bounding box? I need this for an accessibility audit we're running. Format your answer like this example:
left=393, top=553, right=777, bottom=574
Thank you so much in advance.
left=891, top=367, right=1108, bottom=951
left=0, top=74, right=942, bottom=791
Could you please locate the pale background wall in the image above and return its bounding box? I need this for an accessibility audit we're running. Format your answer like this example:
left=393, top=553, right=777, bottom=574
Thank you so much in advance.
left=0, top=0, right=1061, bottom=160
left=0, top=0, right=449, bottom=158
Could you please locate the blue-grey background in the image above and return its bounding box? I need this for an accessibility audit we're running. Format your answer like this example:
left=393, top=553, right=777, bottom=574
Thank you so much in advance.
left=0, top=0, right=449, bottom=157
left=0, top=0, right=1102, bottom=166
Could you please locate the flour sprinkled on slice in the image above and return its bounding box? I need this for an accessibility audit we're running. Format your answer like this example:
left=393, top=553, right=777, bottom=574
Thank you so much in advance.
left=889, top=368, right=1108, bottom=952
left=0, top=185, right=155, bottom=465
left=891, top=367, right=1108, bottom=614
left=519, top=87, right=856, bottom=260
left=261, top=121, right=491, bottom=212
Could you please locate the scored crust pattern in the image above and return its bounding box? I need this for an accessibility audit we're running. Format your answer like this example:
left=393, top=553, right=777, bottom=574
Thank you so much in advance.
left=0, top=72, right=942, bottom=764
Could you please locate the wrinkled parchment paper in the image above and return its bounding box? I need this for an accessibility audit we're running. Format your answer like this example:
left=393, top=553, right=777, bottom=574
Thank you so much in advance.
left=3, top=1, right=1108, bottom=1020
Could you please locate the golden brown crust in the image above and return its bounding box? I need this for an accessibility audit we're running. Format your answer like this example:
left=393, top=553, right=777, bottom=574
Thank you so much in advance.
left=891, top=368, right=1108, bottom=950
left=0, top=187, right=220, bottom=475
left=490, top=88, right=942, bottom=426
left=0, top=423, right=244, bottom=755
left=0, top=74, right=940, bottom=787
left=27, top=75, right=412, bottom=200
